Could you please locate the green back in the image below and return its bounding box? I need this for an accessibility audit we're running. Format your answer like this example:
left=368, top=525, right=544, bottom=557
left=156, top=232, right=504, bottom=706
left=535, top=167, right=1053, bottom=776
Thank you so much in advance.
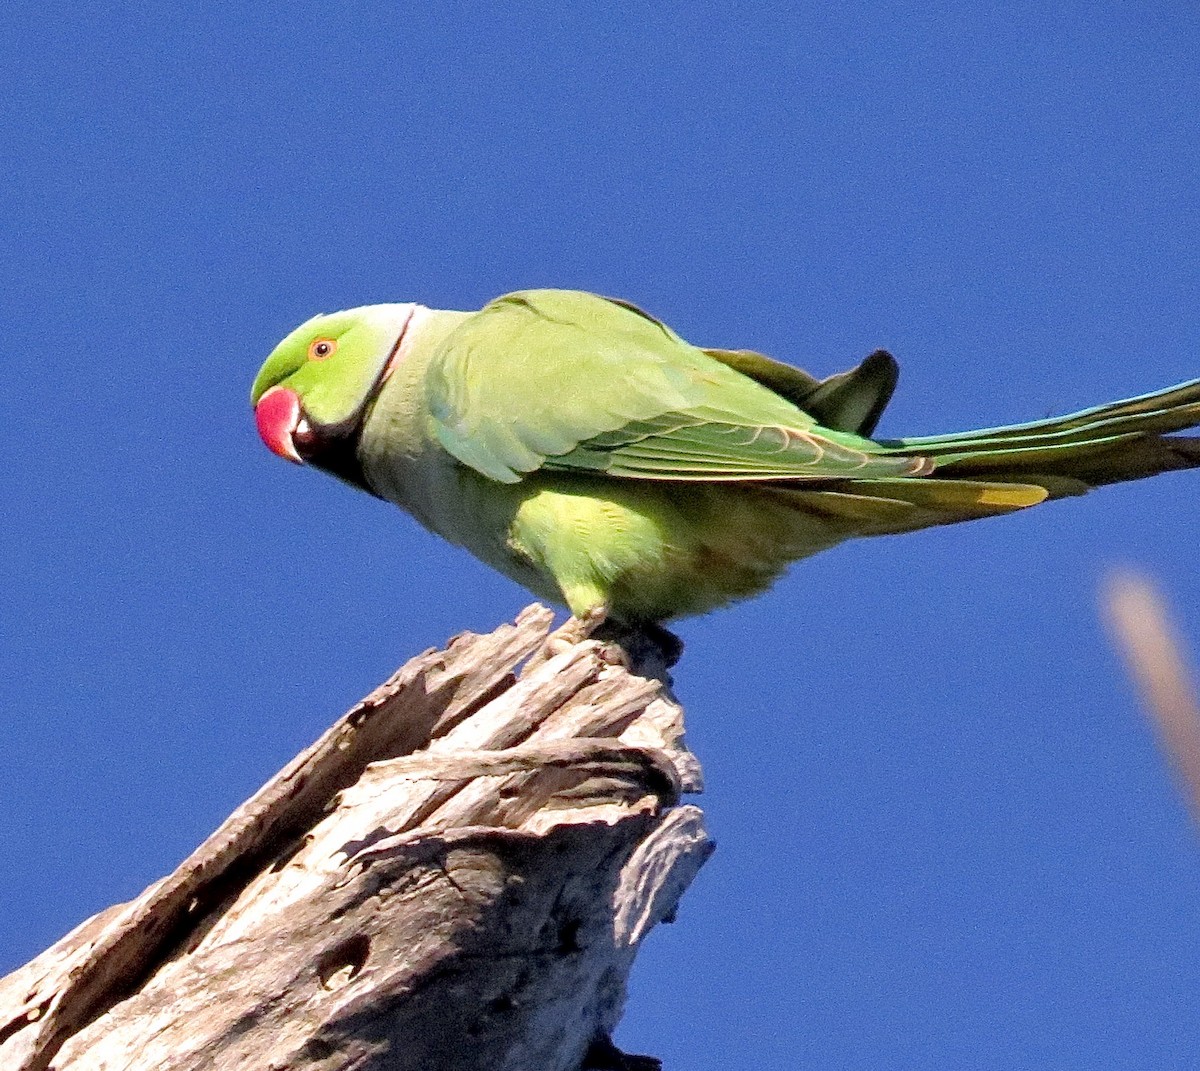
left=424, top=290, right=924, bottom=484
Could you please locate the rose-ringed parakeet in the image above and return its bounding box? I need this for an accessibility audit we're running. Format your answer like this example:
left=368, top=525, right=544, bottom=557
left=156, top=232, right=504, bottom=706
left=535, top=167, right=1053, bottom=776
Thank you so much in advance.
left=251, top=289, right=1200, bottom=635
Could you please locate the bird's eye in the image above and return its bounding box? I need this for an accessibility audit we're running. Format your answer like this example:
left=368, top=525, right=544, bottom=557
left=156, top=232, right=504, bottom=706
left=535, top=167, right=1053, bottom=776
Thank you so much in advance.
left=308, top=337, right=338, bottom=361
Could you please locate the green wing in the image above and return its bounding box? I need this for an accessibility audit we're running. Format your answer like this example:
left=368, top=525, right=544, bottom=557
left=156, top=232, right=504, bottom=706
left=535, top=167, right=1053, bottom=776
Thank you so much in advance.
left=703, top=346, right=899, bottom=436
left=425, top=289, right=927, bottom=484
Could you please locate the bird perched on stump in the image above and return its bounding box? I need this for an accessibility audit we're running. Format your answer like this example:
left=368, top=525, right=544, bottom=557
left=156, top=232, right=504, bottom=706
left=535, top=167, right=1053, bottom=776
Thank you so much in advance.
left=252, top=288, right=1200, bottom=646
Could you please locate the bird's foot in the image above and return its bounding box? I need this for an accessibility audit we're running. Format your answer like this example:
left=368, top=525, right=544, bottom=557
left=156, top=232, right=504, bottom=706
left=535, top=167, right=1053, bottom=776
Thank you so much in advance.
left=592, top=619, right=683, bottom=680
left=528, top=609, right=683, bottom=682
left=556, top=605, right=610, bottom=647
left=527, top=606, right=619, bottom=670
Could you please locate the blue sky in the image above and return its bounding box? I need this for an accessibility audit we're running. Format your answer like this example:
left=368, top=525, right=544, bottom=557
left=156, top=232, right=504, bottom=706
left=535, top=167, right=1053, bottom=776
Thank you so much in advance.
left=3, top=3, right=1199, bottom=1066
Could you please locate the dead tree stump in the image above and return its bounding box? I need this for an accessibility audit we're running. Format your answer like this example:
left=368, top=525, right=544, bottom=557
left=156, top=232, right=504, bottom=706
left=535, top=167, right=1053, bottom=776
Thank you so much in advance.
left=0, top=606, right=712, bottom=1071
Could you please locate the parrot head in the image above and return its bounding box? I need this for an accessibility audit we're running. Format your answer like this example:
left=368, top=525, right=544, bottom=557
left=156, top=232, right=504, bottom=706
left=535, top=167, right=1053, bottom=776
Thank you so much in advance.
left=251, top=304, right=420, bottom=483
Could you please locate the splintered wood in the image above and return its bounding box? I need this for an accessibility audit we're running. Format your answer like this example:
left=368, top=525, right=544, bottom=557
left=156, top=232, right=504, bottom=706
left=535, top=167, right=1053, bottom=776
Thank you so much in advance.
left=0, top=606, right=711, bottom=1071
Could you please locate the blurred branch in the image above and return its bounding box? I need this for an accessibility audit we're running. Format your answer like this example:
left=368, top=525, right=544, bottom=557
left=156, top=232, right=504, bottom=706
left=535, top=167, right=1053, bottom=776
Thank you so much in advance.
left=1103, top=570, right=1200, bottom=826
left=0, top=606, right=711, bottom=1071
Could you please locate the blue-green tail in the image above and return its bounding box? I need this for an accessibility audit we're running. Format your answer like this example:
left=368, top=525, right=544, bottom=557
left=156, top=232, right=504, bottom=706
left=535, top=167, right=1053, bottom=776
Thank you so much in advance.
left=883, top=376, right=1200, bottom=497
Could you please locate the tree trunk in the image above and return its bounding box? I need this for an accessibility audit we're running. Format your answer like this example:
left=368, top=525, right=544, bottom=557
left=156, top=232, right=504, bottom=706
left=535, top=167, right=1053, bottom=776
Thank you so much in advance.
left=0, top=606, right=711, bottom=1071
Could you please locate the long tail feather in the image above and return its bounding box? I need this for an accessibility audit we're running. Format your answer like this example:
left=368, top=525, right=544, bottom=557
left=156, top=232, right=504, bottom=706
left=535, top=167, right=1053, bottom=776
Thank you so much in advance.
left=892, top=378, right=1200, bottom=455
left=879, top=378, right=1200, bottom=499
left=937, top=434, right=1200, bottom=498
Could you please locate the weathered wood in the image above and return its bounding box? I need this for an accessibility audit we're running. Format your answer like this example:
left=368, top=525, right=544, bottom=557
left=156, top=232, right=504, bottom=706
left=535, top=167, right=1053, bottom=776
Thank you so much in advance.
left=0, top=606, right=712, bottom=1071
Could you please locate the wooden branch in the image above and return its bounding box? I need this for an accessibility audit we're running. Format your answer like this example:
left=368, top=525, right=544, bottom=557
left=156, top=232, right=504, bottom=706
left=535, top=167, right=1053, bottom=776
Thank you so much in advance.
left=0, top=606, right=711, bottom=1071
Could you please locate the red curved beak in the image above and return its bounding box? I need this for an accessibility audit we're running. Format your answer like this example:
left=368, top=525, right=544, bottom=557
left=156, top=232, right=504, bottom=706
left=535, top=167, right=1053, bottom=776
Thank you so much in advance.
left=254, top=386, right=304, bottom=464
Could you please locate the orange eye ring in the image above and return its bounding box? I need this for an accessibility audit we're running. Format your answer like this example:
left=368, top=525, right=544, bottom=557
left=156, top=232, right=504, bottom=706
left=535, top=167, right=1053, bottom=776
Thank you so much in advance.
left=308, top=337, right=338, bottom=361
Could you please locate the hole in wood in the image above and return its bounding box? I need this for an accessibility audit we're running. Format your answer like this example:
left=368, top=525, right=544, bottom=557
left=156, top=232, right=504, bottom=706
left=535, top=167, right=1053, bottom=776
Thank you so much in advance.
left=316, top=933, right=371, bottom=991
left=487, top=993, right=516, bottom=1014
left=557, top=918, right=582, bottom=953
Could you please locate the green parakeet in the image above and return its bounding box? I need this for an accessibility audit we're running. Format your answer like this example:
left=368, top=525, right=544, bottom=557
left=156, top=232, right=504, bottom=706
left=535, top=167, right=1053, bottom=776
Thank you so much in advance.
left=251, top=289, right=1200, bottom=628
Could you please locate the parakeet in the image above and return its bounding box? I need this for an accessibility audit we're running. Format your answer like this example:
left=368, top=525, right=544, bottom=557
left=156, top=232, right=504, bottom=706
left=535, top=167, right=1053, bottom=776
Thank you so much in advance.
left=251, top=289, right=1200, bottom=630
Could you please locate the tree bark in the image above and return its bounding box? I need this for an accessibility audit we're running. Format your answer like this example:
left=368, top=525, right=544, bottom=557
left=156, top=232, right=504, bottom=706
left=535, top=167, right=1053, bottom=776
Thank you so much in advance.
left=0, top=606, right=711, bottom=1071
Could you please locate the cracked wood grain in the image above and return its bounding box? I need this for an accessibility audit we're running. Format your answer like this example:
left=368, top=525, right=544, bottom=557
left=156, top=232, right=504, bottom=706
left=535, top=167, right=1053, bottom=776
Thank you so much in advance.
left=0, top=606, right=712, bottom=1071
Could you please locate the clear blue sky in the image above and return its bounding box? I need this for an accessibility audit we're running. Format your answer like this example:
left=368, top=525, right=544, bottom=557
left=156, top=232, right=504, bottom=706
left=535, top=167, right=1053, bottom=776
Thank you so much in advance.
left=4, top=3, right=1199, bottom=1066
